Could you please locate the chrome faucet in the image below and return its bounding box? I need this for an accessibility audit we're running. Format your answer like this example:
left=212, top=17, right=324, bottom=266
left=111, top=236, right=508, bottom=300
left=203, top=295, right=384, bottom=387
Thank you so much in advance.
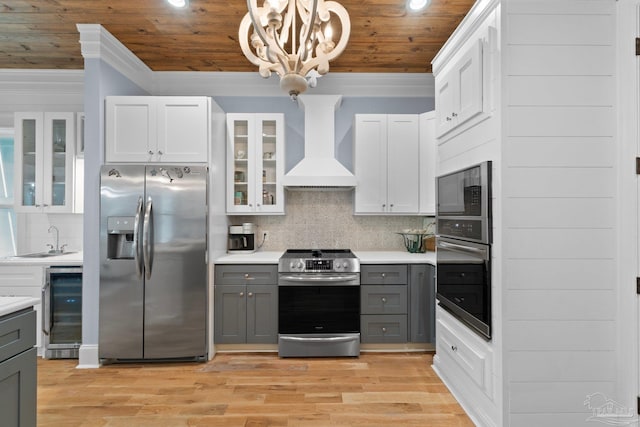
left=48, top=225, right=60, bottom=253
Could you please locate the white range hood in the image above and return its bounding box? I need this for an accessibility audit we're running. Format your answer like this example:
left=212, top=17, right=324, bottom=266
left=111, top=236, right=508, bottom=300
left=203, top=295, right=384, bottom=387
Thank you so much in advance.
left=282, top=94, right=357, bottom=188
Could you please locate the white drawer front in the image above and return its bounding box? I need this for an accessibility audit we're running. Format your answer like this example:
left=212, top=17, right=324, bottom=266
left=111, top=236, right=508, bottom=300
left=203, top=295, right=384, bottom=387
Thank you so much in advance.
left=437, top=318, right=487, bottom=390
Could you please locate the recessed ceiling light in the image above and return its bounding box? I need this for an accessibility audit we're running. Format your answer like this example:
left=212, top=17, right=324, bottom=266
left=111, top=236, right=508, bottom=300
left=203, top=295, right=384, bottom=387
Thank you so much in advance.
left=408, top=0, right=430, bottom=11
left=167, top=0, right=188, bottom=8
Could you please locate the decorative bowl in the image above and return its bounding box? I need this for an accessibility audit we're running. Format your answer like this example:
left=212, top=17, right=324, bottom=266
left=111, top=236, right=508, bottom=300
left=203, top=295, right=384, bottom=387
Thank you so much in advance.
left=397, top=232, right=434, bottom=253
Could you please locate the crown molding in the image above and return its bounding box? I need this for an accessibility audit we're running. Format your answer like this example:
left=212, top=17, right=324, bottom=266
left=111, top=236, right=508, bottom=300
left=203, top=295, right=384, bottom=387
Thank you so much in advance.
left=77, top=24, right=153, bottom=93
left=431, top=0, right=499, bottom=75
left=0, top=69, right=84, bottom=95
left=153, top=71, right=434, bottom=97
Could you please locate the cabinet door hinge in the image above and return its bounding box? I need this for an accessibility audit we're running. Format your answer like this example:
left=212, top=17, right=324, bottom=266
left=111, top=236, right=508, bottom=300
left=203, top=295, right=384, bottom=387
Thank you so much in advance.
left=636, top=38, right=640, bottom=56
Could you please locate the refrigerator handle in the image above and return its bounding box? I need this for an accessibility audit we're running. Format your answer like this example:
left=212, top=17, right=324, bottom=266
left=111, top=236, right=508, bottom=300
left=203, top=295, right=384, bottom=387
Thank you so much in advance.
left=143, top=196, right=154, bottom=280
left=133, top=196, right=144, bottom=279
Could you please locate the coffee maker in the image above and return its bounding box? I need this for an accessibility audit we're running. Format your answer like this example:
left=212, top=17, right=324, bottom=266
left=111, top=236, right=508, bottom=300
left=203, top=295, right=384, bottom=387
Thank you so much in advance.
left=228, top=223, right=256, bottom=253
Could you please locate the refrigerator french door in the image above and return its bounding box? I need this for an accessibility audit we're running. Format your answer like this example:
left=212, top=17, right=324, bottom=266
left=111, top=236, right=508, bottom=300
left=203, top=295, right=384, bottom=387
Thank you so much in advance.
left=99, top=165, right=208, bottom=361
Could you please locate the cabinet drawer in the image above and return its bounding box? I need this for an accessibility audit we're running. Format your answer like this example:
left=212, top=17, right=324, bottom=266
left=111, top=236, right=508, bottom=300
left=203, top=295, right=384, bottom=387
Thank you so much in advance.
left=361, top=315, right=407, bottom=343
left=214, top=264, right=278, bottom=285
left=361, top=285, right=407, bottom=314
left=361, top=265, right=407, bottom=285
left=436, top=317, right=488, bottom=390
left=0, top=310, right=36, bottom=364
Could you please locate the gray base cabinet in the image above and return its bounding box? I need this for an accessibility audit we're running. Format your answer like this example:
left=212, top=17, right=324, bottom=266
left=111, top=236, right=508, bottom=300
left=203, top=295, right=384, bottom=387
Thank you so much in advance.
left=360, top=264, right=435, bottom=344
left=0, top=309, right=37, bottom=427
left=409, top=264, right=436, bottom=343
left=214, top=265, right=278, bottom=344
left=360, top=265, right=408, bottom=343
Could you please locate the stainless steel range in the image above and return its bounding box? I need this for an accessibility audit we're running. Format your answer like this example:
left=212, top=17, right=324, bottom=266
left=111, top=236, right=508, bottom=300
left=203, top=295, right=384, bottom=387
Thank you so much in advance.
left=278, top=249, right=360, bottom=357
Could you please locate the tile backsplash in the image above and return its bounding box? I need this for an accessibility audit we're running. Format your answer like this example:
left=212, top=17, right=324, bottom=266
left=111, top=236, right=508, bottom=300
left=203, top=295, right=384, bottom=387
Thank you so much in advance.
left=231, top=190, right=431, bottom=251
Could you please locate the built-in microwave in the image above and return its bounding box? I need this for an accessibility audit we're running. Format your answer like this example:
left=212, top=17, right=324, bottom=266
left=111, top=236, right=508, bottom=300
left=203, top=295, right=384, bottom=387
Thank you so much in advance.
left=436, top=161, right=492, bottom=340
left=436, top=160, right=492, bottom=244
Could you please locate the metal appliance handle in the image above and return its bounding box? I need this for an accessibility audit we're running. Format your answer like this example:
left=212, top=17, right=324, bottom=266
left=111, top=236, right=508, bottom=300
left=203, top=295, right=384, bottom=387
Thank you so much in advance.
left=279, top=335, right=357, bottom=343
left=133, top=196, right=144, bottom=278
left=41, top=279, right=51, bottom=336
left=143, top=197, right=154, bottom=280
left=278, top=274, right=360, bottom=285
left=438, top=240, right=488, bottom=258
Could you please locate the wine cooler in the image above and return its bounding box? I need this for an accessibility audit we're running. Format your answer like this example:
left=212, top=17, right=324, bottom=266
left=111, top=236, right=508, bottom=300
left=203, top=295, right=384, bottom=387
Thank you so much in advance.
left=43, top=266, right=82, bottom=359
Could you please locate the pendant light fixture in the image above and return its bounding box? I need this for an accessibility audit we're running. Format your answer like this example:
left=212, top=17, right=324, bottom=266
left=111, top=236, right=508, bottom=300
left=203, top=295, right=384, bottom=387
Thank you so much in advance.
left=239, top=0, right=350, bottom=99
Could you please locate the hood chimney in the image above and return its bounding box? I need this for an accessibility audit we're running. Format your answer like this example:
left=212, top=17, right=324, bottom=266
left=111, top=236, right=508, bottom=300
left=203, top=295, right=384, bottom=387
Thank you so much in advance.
left=282, top=94, right=356, bottom=188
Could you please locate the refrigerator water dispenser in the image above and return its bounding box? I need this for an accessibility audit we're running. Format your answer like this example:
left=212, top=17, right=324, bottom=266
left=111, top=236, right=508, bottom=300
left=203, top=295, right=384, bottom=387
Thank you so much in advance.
left=107, top=216, right=135, bottom=259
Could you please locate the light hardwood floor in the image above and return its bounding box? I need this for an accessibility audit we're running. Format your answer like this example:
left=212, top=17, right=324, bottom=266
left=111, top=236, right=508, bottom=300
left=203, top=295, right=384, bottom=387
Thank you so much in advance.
left=37, top=352, right=473, bottom=427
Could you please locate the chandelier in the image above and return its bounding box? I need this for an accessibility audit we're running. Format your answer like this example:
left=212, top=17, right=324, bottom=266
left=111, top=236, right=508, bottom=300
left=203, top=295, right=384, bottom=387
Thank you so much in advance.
left=239, top=0, right=351, bottom=99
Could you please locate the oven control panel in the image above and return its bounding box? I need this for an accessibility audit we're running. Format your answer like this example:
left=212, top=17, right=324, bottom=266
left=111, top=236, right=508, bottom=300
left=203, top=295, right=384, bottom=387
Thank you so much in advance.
left=280, top=258, right=360, bottom=273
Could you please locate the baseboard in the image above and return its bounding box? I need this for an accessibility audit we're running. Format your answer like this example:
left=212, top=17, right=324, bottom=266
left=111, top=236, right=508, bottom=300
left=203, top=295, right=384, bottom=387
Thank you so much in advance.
left=76, top=344, right=100, bottom=369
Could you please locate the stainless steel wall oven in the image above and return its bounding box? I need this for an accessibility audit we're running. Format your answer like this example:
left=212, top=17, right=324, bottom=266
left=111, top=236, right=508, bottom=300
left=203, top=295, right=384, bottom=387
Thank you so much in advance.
left=436, top=161, right=492, bottom=339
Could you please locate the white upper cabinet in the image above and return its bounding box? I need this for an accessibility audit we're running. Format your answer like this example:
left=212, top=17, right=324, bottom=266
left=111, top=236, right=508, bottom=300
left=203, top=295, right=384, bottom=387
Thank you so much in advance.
left=226, top=113, right=285, bottom=215
left=105, top=96, right=210, bottom=163
left=354, top=114, right=420, bottom=215
left=435, top=39, right=484, bottom=137
left=14, top=112, right=76, bottom=213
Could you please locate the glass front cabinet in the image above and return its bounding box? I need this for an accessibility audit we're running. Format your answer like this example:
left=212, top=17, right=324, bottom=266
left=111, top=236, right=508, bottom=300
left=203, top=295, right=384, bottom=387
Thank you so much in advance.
left=226, top=113, right=284, bottom=215
left=14, top=112, right=76, bottom=213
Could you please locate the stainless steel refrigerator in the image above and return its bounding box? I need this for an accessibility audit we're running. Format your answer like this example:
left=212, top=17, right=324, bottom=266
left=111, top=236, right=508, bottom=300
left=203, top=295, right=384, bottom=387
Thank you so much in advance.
left=99, top=164, right=208, bottom=361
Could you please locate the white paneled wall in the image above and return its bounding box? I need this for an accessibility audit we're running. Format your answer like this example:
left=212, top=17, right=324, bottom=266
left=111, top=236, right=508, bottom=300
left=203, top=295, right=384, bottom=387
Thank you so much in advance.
left=503, top=1, right=617, bottom=426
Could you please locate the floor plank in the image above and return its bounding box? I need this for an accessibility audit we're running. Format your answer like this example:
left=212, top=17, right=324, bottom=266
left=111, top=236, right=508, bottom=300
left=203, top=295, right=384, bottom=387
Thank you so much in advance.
left=37, top=352, right=474, bottom=427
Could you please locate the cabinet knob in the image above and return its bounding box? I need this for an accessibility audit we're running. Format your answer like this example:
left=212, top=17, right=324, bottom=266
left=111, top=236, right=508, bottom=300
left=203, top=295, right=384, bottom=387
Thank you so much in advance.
left=244, top=273, right=254, bottom=281
left=248, top=292, right=253, bottom=297
left=451, top=112, right=458, bottom=117
left=148, top=150, right=154, bottom=155
left=382, top=204, right=386, bottom=209
left=390, top=204, right=394, bottom=208
left=381, top=273, right=386, bottom=278
left=382, top=327, right=387, bottom=333
left=451, top=345, right=457, bottom=352
left=239, top=292, right=244, bottom=297
left=381, top=297, right=387, bottom=303
left=446, top=116, right=452, bottom=121
left=158, top=150, right=163, bottom=156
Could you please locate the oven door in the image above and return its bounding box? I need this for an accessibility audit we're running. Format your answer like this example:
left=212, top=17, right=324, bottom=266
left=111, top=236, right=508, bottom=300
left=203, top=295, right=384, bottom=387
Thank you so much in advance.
left=278, top=274, right=360, bottom=334
left=278, top=273, right=360, bottom=357
left=436, top=237, right=491, bottom=339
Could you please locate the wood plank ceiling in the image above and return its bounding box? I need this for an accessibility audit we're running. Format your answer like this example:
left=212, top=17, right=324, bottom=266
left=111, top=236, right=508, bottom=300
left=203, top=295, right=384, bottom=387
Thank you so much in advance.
left=0, top=0, right=475, bottom=73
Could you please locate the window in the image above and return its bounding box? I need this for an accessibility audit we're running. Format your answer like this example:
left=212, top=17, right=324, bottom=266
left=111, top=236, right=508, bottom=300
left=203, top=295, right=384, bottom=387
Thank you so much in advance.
left=0, top=129, right=16, bottom=256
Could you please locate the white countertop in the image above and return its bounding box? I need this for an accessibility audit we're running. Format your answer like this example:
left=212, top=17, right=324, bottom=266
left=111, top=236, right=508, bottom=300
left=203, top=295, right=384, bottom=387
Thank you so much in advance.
left=0, top=296, right=40, bottom=317
left=213, top=250, right=436, bottom=265
left=214, top=251, right=283, bottom=264
left=0, top=251, right=83, bottom=266
left=355, top=251, right=436, bottom=265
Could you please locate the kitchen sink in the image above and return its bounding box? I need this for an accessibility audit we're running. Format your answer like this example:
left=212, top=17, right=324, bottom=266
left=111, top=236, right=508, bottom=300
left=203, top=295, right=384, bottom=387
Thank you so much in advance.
left=16, top=251, right=77, bottom=258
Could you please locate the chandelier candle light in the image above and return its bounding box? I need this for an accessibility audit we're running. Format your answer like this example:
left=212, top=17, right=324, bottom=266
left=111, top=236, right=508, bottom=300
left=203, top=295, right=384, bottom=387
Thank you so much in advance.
left=239, top=0, right=350, bottom=99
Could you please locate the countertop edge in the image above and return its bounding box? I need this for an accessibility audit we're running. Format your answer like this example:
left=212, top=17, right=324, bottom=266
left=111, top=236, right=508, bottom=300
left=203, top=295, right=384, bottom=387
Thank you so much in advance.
left=0, top=297, right=40, bottom=317
left=0, top=252, right=83, bottom=266
left=213, top=251, right=436, bottom=265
